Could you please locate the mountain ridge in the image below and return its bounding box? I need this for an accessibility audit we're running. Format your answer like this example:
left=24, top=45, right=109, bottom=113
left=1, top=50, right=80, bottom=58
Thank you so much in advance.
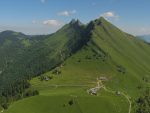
left=0, top=17, right=150, bottom=113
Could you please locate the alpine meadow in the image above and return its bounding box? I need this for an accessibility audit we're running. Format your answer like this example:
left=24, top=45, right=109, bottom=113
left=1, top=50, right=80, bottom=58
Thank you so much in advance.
left=0, top=0, right=150, bottom=113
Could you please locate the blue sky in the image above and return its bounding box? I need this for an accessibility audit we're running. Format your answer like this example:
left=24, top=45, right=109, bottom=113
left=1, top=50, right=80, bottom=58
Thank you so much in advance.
left=0, top=0, right=150, bottom=35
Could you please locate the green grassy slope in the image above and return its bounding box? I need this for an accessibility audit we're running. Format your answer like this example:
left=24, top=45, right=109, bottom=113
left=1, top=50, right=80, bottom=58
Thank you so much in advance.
left=4, top=17, right=150, bottom=113
left=4, top=46, right=129, bottom=113
left=5, top=92, right=128, bottom=113
left=0, top=20, right=86, bottom=91
left=88, top=18, right=150, bottom=97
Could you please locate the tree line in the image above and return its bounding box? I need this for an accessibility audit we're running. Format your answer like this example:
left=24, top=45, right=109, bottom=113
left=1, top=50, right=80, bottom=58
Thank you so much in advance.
left=136, top=88, right=150, bottom=113
left=0, top=79, right=39, bottom=109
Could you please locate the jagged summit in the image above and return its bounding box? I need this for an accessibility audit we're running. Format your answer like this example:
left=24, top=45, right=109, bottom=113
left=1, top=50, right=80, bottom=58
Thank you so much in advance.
left=91, top=17, right=111, bottom=27
left=69, top=19, right=83, bottom=25
left=1, top=16, right=150, bottom=113
left=99, top=16, right=107, bottom=21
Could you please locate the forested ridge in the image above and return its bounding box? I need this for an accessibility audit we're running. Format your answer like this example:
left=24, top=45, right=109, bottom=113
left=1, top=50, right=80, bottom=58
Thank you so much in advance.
left=0, top=20, right=89, bottom=108
left=0, top=18, right=150, bottom=113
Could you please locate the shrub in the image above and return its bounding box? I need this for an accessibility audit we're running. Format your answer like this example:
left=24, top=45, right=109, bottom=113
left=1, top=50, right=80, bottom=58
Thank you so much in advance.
left=85, top=55, right=92, bottom=60
left=77, top=59, right=81, bottom=62
left=52, top=67, right=61, bottom=75
left=136, top=89, right=150, bottom=113
left=117, top=65, right=126, bottom=74
left=33, top=90, right=39, bottom=96
left=24, top=89, right=39, bottom=97
left=68, top=100, right=74, bottom=106
left=2, top=103, right=9, bottom=109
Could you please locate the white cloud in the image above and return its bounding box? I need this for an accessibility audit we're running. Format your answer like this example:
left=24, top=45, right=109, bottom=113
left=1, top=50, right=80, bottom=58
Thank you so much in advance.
left=58, top=10, right=77, bottom=16
left=41, top=0, right=46, bottom=3
left=101, top=11, right=119, bottom=20
left=43, top=20, right=62, bottom=27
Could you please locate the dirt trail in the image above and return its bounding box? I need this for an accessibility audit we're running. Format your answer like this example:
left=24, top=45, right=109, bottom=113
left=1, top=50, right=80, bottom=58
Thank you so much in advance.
left=93, top=78, right=132, bottom=113
left=121, top=93, right=132, bottom=113
left=33, top=84, right=90, bottom=87
left=34, top=79, right=132, bottom=113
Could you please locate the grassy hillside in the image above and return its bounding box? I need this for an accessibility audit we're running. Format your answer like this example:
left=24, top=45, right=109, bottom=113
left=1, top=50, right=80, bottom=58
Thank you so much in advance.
left=0, top=21, right=89, bottom=109
left=88, top=18, right=150, bottom=96
left=4, top=90, right=128, bottom=113
left=0, top=20, right=85, bottom=91
left=4, top=45, right=130, bottom=113
left=2, top=17, right=150, bottom=113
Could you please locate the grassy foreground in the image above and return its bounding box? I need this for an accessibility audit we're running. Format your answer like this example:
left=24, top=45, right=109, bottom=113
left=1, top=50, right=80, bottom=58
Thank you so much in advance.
left=4, top=17, right=150, bottom=113
left=4, top=46, right=131, bottom=113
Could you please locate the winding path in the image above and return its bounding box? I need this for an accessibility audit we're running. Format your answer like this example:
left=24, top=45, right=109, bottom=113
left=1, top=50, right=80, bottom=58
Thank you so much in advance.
left=93, top=79, right=132, bottom=113
left=33, top=80, right=132, bottom=113
left=34, top=78, right=132, bottom=113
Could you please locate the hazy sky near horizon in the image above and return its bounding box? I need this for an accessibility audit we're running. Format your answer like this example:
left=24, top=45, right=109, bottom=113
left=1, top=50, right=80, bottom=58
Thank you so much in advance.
left=0, top=0, right=150, bottom=35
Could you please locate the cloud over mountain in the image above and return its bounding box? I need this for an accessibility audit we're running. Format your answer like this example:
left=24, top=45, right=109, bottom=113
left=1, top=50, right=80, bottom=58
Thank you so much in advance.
left=58, top=10, right=77, bottom=16
left=43, top=20, right=62, bottom=27
left=101, top=11, right=119, bottom=20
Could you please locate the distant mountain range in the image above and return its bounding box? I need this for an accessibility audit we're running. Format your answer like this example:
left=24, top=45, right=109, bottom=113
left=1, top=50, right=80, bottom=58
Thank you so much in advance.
left=137, top=35, right=150, bottom=43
